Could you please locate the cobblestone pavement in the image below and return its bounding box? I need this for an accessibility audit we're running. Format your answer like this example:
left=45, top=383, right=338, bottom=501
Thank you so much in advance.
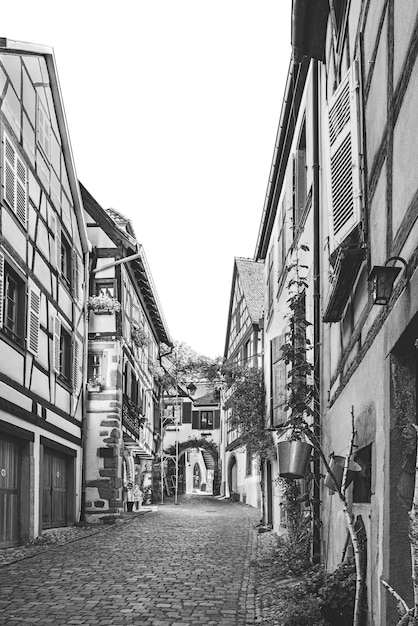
left=0, top=496, right=261, bottom=626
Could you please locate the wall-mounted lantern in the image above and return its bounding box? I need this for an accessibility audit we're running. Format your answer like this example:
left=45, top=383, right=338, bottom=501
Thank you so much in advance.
left=368, top=256, right=408, bottom=305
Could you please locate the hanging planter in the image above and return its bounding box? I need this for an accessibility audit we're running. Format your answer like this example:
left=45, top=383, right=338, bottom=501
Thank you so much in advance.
left=277, top=436, right=313, bottom=479
left=87, top=295, right=122, bottom=315
left=324, top=455, right=362, bottom=492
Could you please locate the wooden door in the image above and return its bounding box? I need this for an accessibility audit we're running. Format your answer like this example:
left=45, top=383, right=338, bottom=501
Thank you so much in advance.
left=43, top=449, right=67, bottom=528
left=0, top=437, right=20, bottom=547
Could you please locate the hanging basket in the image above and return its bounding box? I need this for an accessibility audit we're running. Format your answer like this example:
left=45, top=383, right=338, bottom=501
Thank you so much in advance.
left=324, top=455, right=362, bottom=492
left=277, top=439, right=313, bottom=479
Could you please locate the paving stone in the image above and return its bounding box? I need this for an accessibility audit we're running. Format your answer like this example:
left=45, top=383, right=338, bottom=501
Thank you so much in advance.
left=0, top=496, right=260, bottom=625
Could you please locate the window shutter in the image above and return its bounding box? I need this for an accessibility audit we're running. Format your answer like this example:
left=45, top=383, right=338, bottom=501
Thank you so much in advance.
left=0, top=252, right=4, bottom=329
left=73, top=253, right=83, bottom=303
left=328, top=62, right=361, bottom=251
left=272, top=333, right=287, bottom=426
left=27, top=284, right=40, bottom=356
left=214, top=409, right=220, bottom=429
left=16, top=155, right=27, bottom=226
left=3, top=133, right=27, bottom=227
left=38, top=100, right=51, bottom=160
left=4, top=133, right=16, bottom=210
left=73, top=337, right=82, bottom=394
left=192, top=410, right=199, bottom=429
left=182, top=402, right=192, bottom=424
left=52, top=315, right=61, bottom=373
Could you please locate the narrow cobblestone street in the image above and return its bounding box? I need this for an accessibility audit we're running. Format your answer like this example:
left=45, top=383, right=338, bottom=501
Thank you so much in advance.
left=0, top=496, right=262, bottom=626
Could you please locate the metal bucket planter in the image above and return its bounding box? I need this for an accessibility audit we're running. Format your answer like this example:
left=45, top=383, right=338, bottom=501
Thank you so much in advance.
left=324, top=455, right=362, bottom=492
left=277, top=440, right=313, bottom=479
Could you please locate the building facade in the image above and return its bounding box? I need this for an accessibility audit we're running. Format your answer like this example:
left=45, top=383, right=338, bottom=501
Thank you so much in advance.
left=254, top=54, right=316, bottom=533
left=0, top=40, right=89, bottom=546
left=253, top=1, right=418, bottom=623
left=81, top=185, right=171, bottom=522
left=162, top=385, right=220, bottom=497
left=220, top=257, right=264, bottom=509
left=316, top=2, right=418, bottom=623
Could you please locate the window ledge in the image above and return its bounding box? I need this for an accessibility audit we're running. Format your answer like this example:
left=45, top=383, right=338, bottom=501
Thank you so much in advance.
left=323, top=244, right=366, bottom=323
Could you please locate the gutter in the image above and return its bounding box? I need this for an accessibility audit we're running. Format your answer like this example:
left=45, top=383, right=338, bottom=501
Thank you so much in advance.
left=254, top=58, right=309, bottom=261
left=312, top=60, right=321, bottom=563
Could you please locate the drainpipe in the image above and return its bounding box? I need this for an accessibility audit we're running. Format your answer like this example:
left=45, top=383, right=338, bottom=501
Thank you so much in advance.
left=312, top=59, right=321, bottom=563
left=80, top=249, right=91, bottom=523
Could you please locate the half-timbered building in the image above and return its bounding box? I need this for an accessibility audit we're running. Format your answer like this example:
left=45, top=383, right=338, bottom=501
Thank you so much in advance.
left=0, top=39, right=89, bottom=546
left=80, top=185, right=172, bottom=522
left=220, top=257, right=263, bottom=508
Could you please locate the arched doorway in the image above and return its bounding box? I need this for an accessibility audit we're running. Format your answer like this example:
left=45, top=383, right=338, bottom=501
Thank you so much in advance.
left=228, top=455, right=238, bottom=495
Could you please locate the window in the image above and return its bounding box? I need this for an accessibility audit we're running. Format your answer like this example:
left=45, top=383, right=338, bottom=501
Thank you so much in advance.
left=60, top=232, right=72, bottom=287
left=277, top=202, right=286, bottom=283
left=88, top=353, right=102, bottom=382
left=292, top=121, right=307, bottom=232
left=95, top=281, right=115, bottom=298
left=267, top=246, right=274, bottom=317
left=192, top=409, right=220, bottom=430
left=246, top=451, right=253, bottom=476
left=59, top=326, right=72, bottom=383
left=235, top=300, right=241, bottom=334
left=3, top=132, right=28, bottom=226
left=53, top=317, right=72, bottom=384
left=0, top=255, right=26, bottom=345
left=353, top=444, right=372, bottom=504
left=37, top=98, right=51, bottom=161
left=200, top=411, right=214, bottom=429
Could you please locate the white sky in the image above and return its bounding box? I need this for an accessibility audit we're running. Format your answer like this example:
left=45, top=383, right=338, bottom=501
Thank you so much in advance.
left=2, top=1, right=292, bottom=359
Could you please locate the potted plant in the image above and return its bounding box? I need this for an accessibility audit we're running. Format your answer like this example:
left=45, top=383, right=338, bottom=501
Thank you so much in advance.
left=87, top=294, right=122, bottom=315
left=87, top=376, right=102, bottom=392
left=277, top=246, right=315, bottom=479
left=131, top=325, right=149, bottom=349
left=277, top=428, right=313, bottom=479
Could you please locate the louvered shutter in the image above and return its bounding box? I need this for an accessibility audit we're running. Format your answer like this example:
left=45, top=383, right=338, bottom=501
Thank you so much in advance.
left=192, top=410, right=199, bottom=429
left=214, top=409, right=220, bottom=429
left=272, top=334, right=287, bottom=426
left=4, top=133, right=15, bottom=210
left=52, top=315, right=61, bottom=373
left=182, top=402, right=192, bottom=424
left=27, top=284, right=40, bottom=355
left=73, top=337, right=82, bottom=394
left=0, top=252, right=4, bottom=329
left=16, top=155, right=27, bottom=226
left=3, top=133, right=27, bottom=227
left=73, top=253, right=83, bottom=303
left=328, top=62, right=361, bottom=251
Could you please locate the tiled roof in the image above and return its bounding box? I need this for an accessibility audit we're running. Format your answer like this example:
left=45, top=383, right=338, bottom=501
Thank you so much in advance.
left=235, top=257, right=264, bottom=323
left=194, top=390, right=220, bottom=406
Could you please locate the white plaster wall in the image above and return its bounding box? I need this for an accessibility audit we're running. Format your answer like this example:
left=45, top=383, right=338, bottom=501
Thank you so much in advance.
left=394, top=1, right=418, bottom=86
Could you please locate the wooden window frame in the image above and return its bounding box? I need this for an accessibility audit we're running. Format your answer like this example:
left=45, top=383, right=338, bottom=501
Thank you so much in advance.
left=0, top=255, right=26, bottom=347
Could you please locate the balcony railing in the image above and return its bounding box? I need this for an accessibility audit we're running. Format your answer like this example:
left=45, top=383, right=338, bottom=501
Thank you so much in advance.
left=122, top=395, right=145, bottom=440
